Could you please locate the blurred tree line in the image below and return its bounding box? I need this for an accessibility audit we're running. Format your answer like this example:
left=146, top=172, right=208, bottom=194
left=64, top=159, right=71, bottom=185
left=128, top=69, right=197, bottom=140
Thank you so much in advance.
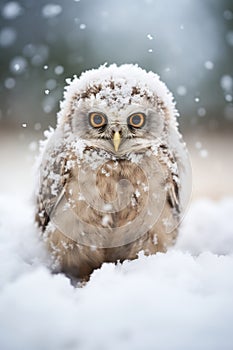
left=0, top=0, right=232, bottom=132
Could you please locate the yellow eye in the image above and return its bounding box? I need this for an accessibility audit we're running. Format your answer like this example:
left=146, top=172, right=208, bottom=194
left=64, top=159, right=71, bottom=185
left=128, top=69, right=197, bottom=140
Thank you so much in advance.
left=127, top=113, right=145, bottom=128
left=89, top=112, right=107, bottom=128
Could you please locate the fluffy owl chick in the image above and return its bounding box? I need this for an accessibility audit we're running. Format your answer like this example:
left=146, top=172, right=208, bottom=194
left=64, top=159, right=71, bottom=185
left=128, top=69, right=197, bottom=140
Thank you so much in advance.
left=36, top=64, right=191, bottom=280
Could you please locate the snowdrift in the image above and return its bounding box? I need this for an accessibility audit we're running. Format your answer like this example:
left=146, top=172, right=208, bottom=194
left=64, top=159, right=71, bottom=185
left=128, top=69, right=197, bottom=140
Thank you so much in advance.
left=0, top=194, right=233, bottom=350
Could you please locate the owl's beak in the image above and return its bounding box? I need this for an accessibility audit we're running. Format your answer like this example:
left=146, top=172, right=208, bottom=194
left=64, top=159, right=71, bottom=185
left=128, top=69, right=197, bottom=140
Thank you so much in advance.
left=113, top=131, right=121, bottom=152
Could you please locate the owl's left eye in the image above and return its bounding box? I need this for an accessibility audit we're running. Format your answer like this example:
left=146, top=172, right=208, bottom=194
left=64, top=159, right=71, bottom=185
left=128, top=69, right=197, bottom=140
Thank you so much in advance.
left=89, top=112, right=107, bottom=128
left=127, top=113, right=145, bottom=128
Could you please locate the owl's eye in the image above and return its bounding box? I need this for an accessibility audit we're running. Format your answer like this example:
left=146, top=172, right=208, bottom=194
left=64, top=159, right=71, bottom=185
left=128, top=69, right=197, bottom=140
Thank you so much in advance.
left=127, top=113, right=145, bottom=128
left=89, top=112, right=107, bottom=128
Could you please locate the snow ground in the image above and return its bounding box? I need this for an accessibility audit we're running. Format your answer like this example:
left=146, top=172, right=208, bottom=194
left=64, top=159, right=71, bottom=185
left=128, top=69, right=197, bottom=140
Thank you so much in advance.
left=0, top=192, right=233, bottom=350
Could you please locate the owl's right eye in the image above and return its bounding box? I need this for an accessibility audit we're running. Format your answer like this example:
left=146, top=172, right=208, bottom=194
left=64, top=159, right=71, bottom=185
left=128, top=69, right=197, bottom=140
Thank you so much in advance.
left=89, top=112, right=107, bottom=128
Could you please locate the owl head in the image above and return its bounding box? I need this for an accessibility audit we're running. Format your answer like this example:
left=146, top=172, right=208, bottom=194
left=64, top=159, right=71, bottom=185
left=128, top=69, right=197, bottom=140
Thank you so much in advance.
left=58, top=64, right=179, bottom=155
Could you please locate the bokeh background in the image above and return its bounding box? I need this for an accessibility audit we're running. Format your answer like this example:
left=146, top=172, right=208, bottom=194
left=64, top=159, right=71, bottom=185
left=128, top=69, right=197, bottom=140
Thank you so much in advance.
left=0, top=0, right=233, bottom=200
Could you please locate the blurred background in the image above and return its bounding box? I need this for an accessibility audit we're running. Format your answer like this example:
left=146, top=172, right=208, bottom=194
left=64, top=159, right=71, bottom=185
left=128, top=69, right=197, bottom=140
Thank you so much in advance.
left=0, top=0, right=232, bottom=200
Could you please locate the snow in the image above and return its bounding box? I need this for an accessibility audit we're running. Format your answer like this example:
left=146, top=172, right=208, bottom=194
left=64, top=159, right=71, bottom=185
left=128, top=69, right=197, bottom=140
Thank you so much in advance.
left=9, top=56, right=28, bottom=75
left=42, top=95, right=56, bottom=114
left=1, top=1, right=23, bottom=20
left=0, top=192, right=233, bottom=350
left=176, top=198, right=233, bottom=255
left=176, top=85, right=187, bottom=96
left=225, top=94, right=232, bottom=102
left=46, top=79, right=57, bottom=90
left=195, top=141, right=202, bottom=149
left=197, top=107, right=206, bottom=117
left=204, top=61, right=214, bottom=70
left=54, top=65, right=64, bottom=75
left=34, top=122, right=42, bottom=131
left=220, top=75, right=232, bottom=92
left=0, top=27, right=16, bottom=47
left=4, top=77, right=16, bottom=89
left=199, top=149, right=208, bottom=158
left=41, top=4, right=62, bottom=19
left=147, top=34, right=153, bottom=40
left=80, top=23, right=86, bottom=30
left=102, top=215, right=110, bottom=226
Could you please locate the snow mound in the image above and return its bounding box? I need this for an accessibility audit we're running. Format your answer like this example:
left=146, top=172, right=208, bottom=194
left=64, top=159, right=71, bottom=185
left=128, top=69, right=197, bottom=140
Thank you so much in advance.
left=0, top=194, right=233, bottom=350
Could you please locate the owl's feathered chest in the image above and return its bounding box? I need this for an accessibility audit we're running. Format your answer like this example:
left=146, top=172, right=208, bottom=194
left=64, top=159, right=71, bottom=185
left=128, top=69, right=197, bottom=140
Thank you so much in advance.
left=53, top=145, right=172, bottom=236
left=69, top=150, right=150, bottom=215
left=37, top=136, right=180, bottom=249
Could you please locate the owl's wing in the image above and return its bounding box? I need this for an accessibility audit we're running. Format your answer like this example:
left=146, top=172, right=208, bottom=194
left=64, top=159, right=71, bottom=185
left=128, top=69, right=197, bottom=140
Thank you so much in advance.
left=166, top=173, right=180, bottom=214
left=35, top=138, right=71, bottom=232
left=159, top=145, right=180, bottom=215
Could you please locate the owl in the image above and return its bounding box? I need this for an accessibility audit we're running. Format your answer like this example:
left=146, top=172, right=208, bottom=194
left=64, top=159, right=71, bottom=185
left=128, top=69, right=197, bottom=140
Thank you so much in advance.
left=36, top=64, right=191, bottom=280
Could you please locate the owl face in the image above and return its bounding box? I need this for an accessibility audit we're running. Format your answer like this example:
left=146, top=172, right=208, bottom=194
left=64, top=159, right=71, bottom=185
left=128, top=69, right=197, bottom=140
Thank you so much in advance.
left=59, top=64, right=178, bottom=155
left=71, top=99, right=165, bottom=155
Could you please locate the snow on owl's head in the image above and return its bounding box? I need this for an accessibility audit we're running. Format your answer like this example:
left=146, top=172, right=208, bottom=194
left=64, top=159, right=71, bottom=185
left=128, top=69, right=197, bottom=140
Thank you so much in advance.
left=58, top=64, right=179, bottom=154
